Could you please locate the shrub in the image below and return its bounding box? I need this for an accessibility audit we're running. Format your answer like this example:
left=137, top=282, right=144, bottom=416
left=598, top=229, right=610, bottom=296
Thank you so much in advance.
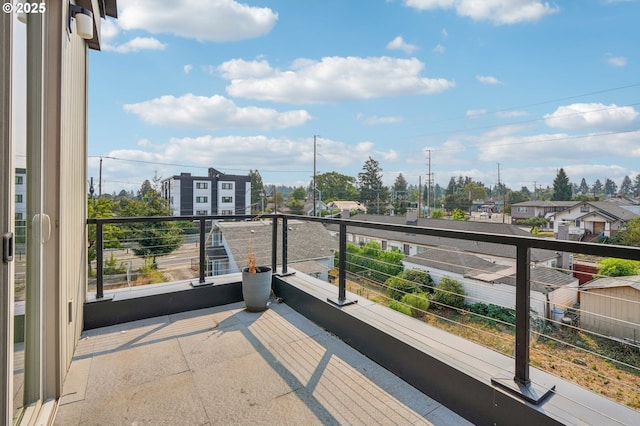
left=469, top=303, right=516, bottom=325
left=401, top=292, right=430, bottom=317
left=432, top=276, right=465, bottom=309
left=430, top=209, right=444, bottom=219
left=388, top=300, right=412, bottom=316
left=385, top=269, right=434, bottom=300
left=451, top=208, right=467, bottom=221
left=104, top=252, right=127, bottom=276
left=597, top=258, right=639, bottom=277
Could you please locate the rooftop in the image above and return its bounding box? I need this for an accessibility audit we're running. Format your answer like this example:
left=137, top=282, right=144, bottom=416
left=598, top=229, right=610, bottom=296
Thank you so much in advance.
left=54, top=301, right=467, bottom=425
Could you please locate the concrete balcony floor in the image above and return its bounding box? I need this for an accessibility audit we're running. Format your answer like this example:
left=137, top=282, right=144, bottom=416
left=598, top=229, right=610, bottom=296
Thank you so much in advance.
left=54, top=301, right=470, bottom=425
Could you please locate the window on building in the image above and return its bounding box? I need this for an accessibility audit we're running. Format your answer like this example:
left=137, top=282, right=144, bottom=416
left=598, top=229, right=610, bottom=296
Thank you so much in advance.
left=196, top=196, right=208, bottom=203
left=15, top=194, right=23, bottom=203
left=517, top=207, right=528, bottom=213
left=16, top=175, right=23, bottom=185
left=196, top=182, right=208, bottom=189
left=221, top=210, right=233, bottom=215
left=221, top=182, right=233, bottom=190
left=580, top=206, right=590, bottom=213
left=15, top=212, right=23, bottom=220
left=221, top=196, right=233, bottom=203
left=196, top=210, right=208, bottom=215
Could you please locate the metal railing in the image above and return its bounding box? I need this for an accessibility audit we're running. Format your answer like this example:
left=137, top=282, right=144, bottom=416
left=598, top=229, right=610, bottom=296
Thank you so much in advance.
left=88, top=213, right=640, bottom=405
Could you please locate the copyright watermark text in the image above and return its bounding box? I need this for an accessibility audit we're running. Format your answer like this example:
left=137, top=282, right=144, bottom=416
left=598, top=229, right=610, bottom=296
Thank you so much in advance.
left=3, top=2, right=46, bottom=15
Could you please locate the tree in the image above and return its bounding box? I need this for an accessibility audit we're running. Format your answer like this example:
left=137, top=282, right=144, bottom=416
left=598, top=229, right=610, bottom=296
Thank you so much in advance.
left=634, top=174, right=640, bottom=197
left=620, top=175, right=633, bottom=196
left=249, top=170, right=266, bottom=211
left=592, top=179, right=603, bottom=195
left=290, top=186, right=307, bottom=201
left=87, top=197, right=123, bottom=275
left=314, top=171, right=358, bottom=201
left=597, top=258, right=639, bottom=277
left=451, top=208, right=467, bottom=221
left=358, top=157, right=388, bottom=214
left=286, top=198, right=305, bottom=215
left=552, top=168, right=572, bottom=201
left=432, top=276, right=466, bottom=309
left=128, top=179, right=183, bottom=266
left=578, top=178, right=589, bottom=195
left=615, top=217, right=640, bottom=247
left=392, top=173, right=409, bottom=214
left=604, top=178, right=618, bottom=196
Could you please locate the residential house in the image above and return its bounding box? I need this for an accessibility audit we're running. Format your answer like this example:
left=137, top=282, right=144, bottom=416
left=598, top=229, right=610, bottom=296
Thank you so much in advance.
left=326, top=214, right=561, bottom=267
left=161, top=168, right=251, bottom=216
left=510, top=200, right=575, bottom=223
left=580, top=275, right=640, bottom=341
left=550, top=200, right=638, bottom=240
left=326, top=200, right=367, bottom=214
left=207, top=220, right=338, bottom=281
left=1, top=1, right=118, bottom=423
left=403, top=248, right=579, bottom=318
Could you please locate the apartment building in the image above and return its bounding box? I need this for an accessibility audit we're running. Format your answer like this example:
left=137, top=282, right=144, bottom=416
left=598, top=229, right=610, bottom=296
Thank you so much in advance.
left=161, top=168, right=251, bottom=216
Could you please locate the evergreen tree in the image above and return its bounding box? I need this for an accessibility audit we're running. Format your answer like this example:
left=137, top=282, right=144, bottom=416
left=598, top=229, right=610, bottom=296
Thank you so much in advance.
left=249, top=169, right=265, bottom=210
left=634, top=174, right=640, bottom=197
left=578, top=178, right=589, bottom=195
left=604, top=178, right=618, bottom=196
left=552, top=168, right=572, bottom=201
left=358, top=157, right=388, bottom=214
left=620, top=175, right=633, bottom=195
left=592, top=179, right=603, bottom=195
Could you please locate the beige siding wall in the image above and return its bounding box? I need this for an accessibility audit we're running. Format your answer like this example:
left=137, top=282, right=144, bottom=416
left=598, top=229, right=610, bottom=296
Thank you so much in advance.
left=581, top=287, right=640, bottom=340
left=59, top=21, right=88, bottom=371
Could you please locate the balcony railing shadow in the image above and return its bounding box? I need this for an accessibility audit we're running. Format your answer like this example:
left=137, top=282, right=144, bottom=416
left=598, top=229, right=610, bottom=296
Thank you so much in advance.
left=56, top=301, right=462, bottom=425
left=85, top=213, right=640, bottom=425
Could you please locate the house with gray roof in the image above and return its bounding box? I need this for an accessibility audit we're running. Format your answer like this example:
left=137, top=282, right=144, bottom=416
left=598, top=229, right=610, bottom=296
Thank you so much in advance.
left=551, top=200, right=638, bottom=240
left=510, top=200, right=576, bottom=223
left=207, top=220, right=338, bottom=281
left=403, top=248, right=578, bottom=318
left=325, top=214, right=560, bottom=267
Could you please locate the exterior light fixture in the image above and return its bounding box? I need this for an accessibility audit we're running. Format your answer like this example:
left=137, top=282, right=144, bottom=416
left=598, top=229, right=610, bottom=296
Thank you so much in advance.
left=68, top=2, right=93, bottom=40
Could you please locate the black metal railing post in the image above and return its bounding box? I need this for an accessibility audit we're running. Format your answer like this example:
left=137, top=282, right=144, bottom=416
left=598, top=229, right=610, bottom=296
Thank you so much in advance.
left=199, top=217, right=206, bottom=284
left=491, top=243, right=554, bottom=404
left=328, top=222, right=357, bottom=307
left=96, top=220, right=104, bottom=299
left=271, top=216, right=278, bottom=274
left=514, top=244, right=531, bottom=385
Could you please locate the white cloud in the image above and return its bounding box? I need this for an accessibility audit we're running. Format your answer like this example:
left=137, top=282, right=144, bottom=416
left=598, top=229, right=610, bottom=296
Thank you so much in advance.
left=123, top=94, right=312, bottom=130
left=441, top=28, right=448, bottom=39
left=101, top=18, right=119, bottom=42
left=466, top=109, right=487, bottom=118
left=221, top=56, right=455, bottom=103
left=476, top=75, right=502, bottom=85
left=387, top=36, right=419, bottom=54
left=103, top=37, right=167, bottom=54
left=432, top=44, right=446, bottom=54
left=544, top=103, right=639, bottom=130
left=404, top=0, right=559, bottom=25
left=496, top=110, right=528, bottom=118
left=356, top=113, right=404, bottom=125
left=183, top=64, right=193, bottom=74
left=117, top=0, right=278, bottom=42
left=605, top=54, right=627, bottom=67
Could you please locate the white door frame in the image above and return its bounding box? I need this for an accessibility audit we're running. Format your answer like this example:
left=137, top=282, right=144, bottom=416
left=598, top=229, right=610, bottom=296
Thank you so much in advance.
left=1, top=9, right=15, bottom=425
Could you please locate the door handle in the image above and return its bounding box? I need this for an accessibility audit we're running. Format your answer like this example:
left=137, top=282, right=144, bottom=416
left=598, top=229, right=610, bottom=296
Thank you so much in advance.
left=2, top=232, right=13, bottom=263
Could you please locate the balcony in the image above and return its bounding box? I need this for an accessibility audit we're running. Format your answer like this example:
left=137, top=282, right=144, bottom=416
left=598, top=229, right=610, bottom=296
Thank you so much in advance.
left=59, top=214, right=640, bottom=425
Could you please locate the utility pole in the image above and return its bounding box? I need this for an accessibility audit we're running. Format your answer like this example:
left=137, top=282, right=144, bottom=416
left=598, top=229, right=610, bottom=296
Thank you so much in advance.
left=98, top=156, right=103, bottom=197
left=427, top=149, right=431, bottom=218
left=418, top=175, right=422, bottom=218
left=313, top=135, right=317, bottom=217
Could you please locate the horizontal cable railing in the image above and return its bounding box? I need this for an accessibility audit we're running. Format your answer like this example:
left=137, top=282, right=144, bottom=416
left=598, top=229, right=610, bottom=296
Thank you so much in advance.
left=88, top=213, right=640, bottom=409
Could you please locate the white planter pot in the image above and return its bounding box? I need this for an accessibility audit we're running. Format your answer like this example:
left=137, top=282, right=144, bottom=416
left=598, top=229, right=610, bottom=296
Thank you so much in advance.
left=242, top=266, right=272, bottom=312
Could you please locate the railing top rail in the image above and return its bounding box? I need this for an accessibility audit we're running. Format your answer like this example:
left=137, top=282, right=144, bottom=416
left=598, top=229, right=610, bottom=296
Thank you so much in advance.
left=87, top=213, right=640, bottom=261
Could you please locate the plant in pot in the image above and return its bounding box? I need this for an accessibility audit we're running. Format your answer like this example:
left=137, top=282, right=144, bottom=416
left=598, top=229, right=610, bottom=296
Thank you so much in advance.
left=242, top=240, right=272, bottom=311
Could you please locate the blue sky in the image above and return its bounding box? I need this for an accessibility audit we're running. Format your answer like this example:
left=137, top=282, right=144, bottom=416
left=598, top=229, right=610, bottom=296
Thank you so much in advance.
left=86, top=0, right=640, bottom=195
